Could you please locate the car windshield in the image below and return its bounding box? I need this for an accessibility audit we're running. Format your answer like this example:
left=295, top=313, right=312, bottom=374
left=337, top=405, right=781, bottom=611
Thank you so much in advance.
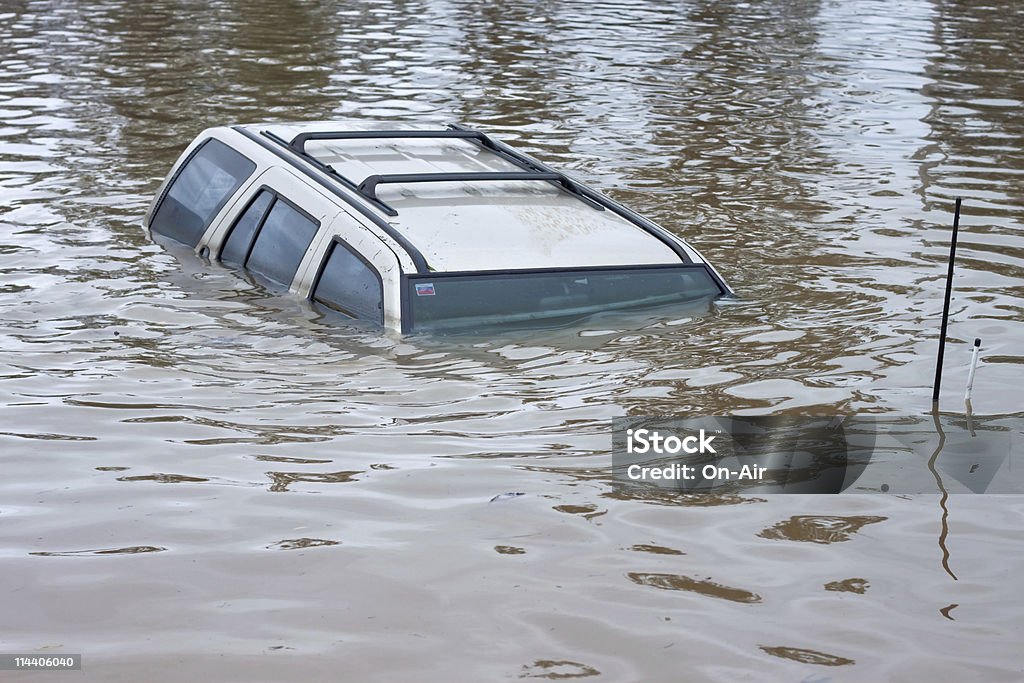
left=405, top=265, right=723, bottom=333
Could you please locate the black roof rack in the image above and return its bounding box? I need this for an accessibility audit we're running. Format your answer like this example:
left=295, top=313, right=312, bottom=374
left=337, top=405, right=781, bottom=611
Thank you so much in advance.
left=284, top=129, right=605, bottom=215
left=254, top=125, right=694, bottom=269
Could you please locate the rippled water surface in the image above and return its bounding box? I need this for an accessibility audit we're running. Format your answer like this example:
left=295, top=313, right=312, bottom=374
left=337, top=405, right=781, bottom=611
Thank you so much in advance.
left=2, top=1, right=1023, bottom=681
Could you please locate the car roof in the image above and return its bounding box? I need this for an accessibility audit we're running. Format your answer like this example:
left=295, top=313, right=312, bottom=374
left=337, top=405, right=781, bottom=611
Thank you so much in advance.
left=243, top=121, right=686, bottom=273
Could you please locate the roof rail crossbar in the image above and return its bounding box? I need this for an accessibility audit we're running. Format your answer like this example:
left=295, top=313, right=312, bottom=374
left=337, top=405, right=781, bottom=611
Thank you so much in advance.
left=290, top=130, right=495, bottom=155
left=448, top=123, right=691, bottom=264
left=358, top=171, right=563, bottom=203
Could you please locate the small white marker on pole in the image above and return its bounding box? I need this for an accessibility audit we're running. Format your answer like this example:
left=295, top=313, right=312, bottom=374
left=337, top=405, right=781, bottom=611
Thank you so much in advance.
left=965, top=338, right=981, bottom=402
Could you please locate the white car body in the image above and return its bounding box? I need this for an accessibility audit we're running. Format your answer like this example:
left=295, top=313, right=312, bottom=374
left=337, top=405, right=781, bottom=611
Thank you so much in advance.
left=144, top=122, right=731, bottom=333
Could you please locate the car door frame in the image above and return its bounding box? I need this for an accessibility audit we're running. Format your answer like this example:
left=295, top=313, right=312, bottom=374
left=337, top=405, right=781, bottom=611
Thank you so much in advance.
left=200, top=166, right=342, bottom=294
left=294, top=207, right=403, bottom=332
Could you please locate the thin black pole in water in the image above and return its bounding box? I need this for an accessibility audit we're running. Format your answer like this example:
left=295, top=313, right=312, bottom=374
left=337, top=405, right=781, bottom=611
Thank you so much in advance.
left=932, top=197, right=962, bottom=407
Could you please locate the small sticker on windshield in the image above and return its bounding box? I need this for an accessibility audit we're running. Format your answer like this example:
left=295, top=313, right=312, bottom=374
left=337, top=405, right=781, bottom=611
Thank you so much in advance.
left=415, top=283, right=436, bottom=296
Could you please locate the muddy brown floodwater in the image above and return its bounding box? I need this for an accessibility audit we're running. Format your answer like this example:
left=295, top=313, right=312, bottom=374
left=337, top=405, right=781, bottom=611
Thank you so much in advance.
left=1, top=0, right=1023, bottom=681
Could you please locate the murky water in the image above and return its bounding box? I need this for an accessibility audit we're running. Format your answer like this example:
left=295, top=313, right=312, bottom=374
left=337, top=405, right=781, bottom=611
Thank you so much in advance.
left=2, top=0, right=1023, bottom=680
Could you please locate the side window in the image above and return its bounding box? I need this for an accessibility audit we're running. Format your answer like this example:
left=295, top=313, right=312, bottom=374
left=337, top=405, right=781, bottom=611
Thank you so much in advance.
left=247, top=200, right=319, bottom=287
left=150, top=139, right=255, bottom=247
left=220, top=188, right=319, bottom=289
left=221, top=190, right=274, bottom=265
left=312, top=241, right=384, bottom=324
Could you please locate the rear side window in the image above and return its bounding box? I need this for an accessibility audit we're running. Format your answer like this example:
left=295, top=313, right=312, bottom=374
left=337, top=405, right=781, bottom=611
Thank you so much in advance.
left=312, top=241, right=384, bottom=324
left=220, top=189, right=320, bottom=289
left=150, top=139, right=255, bottom=247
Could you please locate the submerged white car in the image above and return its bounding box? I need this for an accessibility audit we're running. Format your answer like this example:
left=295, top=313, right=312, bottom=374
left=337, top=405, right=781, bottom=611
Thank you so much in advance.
left=144, top=122, right=731, bottom=333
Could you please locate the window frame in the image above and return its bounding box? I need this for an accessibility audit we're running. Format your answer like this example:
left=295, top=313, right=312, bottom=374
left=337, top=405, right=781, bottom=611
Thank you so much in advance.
left=218, top=184, right=322, bottom=289
left=149, top=137, right=256, bottom=247
left=309, top=237, right=386, bottom=326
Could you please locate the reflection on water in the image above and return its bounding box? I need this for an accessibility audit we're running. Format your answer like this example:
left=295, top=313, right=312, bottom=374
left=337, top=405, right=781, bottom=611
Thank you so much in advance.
left=1, top=0, right=1023, bottom=679
left=29, top=546, right=168, bottom=557
left=494, top=545, right=526, bottom=555
left=627, top=572, right=762, bottom=604
left=824, top=578, right=869, bottom=594
left=757, top=515, right=888, bottom=544
left=520, top=659, right=601, bottom=680
left=116, top=473, right=210, bottom=483
left=265, top=469, right=362, bottom=493
left=627, top=543, right=685, bottom=556
left=266, top=538, right=340, bottom=551
left=759, top=645, right=855, bottom=667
